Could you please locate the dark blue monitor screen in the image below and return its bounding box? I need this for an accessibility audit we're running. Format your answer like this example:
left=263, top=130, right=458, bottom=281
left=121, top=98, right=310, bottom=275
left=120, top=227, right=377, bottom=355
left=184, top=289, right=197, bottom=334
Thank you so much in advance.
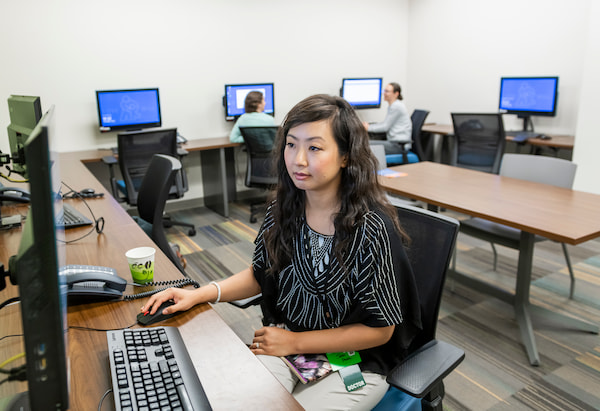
left=498, top=77, right=559, bottom=116
left=95, top=88, right=161, bottom=132
left=341, top=78, right=382, bottom=109
left=224, top=83, right=274, bottom=121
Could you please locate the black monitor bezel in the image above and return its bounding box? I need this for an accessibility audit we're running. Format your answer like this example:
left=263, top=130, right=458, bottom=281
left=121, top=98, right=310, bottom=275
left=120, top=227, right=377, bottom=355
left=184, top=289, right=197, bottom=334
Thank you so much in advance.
left=10, top=105, right=70, bottom=409
left=223, top=82, right=275, bottom=121
left=95, top=88, right=162, bottom=132
left=498, top=76, right=559, bottom=118
left=340, top=77, right=383, bottom=109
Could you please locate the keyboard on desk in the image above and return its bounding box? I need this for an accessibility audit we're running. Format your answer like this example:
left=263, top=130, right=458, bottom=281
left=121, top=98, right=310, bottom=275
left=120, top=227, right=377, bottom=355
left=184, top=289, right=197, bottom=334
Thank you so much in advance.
left=107, top=326, right=212, bottom=411
left=56, top=203, right=94, bottom=229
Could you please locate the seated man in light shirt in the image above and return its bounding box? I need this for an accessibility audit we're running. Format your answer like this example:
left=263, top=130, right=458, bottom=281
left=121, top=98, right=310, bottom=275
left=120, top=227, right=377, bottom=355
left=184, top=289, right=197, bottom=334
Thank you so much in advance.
left=229, top=91, right=275, bottom=143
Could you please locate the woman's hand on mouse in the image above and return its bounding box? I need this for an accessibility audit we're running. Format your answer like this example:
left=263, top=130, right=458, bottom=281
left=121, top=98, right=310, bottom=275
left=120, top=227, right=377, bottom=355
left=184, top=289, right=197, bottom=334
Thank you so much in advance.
left=141, top=288, right=198, bottom=315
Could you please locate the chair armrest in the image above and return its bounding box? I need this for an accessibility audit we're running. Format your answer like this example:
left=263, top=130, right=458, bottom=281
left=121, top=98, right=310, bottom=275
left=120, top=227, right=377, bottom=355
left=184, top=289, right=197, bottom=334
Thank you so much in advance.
left=177, top=147, right=189, bottom=157
left=101, top=155, right=117, bottom=165
left=386, top=340, right=464, bottom=398
left=228, top=293, right=263, bottom=309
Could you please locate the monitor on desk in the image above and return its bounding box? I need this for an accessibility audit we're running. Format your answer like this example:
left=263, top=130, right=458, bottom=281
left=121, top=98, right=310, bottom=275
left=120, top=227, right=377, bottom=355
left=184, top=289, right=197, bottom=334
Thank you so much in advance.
left=223, top=83, right=275, bottom=121
left=498, top=76, right=559, bottom=131
left=7, top=105, right=70, bottom=410
left=95, top=88, right=162, bottom=132
left=340, top=77, right=383, bottom=109
left=5, top=95, right=43, bottom=179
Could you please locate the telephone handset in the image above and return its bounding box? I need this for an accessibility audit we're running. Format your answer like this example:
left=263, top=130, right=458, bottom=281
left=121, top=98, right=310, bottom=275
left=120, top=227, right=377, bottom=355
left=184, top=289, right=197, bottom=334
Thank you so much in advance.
left=61, top=264, right=127, bottom=302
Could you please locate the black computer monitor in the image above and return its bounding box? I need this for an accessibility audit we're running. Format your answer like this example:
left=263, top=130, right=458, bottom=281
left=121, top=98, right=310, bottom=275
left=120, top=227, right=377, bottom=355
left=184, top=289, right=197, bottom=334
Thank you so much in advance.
left=6, top=95, right=43, bottom=179
left=340, top=78, right=383, bottom=109
left=95, top=88, right=162, bottom=132
left=8, top=105, right=69, bottom=410
left=498, top=76, right=559, bottom=131
left=223, top=83, right=275, bottom=121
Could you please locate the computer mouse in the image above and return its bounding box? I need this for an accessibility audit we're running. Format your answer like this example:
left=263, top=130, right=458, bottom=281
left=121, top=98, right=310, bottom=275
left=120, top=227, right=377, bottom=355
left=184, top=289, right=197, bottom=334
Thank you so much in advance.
left=538, top=134, right=552, bottom=140
left=137, top=300, right=179, bottom=325
left=80, top=188, right=95, bottom=195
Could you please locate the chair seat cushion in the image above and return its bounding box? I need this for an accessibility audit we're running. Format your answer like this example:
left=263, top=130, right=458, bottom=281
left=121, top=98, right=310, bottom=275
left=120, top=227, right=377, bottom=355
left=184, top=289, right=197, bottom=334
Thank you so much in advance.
left=461, top=217, right=546, bottom=248
left=371, top=387, right=420, bottom=411
left=386, top=152, right=419, bottom=166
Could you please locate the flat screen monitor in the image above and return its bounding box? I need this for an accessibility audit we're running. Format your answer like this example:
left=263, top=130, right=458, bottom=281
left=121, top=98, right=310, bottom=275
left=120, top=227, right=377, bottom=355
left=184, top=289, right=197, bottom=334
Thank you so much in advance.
left=340, top=78, right=383, bottom=109
left=6, top=95, right=43, bottom=178
left=498, top=77, right=559, bottom=118
left=8, top=105, right=69, bottom=409
left=95, top=88, right=161, bottom=132
left=223, top=83, right=275, bottom=121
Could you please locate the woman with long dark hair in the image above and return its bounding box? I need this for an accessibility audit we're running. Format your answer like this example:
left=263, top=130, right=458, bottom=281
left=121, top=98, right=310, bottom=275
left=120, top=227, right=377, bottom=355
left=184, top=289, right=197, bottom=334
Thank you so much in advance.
left=143, top=94, right=421, bottom=410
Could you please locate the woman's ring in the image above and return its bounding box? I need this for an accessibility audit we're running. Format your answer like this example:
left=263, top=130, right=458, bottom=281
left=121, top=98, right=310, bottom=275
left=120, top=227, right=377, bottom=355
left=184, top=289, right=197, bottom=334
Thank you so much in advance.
left=255, top=342, right=259, bottom=349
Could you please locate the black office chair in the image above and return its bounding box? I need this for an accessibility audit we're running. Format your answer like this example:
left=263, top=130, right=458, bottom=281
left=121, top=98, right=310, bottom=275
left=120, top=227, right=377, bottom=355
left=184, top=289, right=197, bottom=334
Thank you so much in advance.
left=231, top=200, right=464, bottom=410
left=239, top=126, right=278, bottom=223
left=371, top=201, right=463, bottom=411
left=450, top=113, right=506, bottom=174
left=136, top=154, right=188, bottom=274
left=102, top=128, right=196, bottom=236
left=385, top=109, right=431, bottom=166
left=456, top=153, right=578, bottom=299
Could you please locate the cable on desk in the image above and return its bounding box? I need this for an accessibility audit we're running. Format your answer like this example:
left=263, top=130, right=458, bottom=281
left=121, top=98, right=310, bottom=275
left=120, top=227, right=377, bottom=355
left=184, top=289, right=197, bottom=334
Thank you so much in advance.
left=123, top=278, right=200, bottom=301
left=0, top=353, right=25, bottom=370
left=98, top=388, right=113, bottom=411
left=58, top=181, right=105, bottom=243
left=0, top=334, right=23, bottom=344
left=0, top=166, right=27, bottom=183
left=69, top=322, right=137, bottom=332
left=0, top=297, right=19, bottom=311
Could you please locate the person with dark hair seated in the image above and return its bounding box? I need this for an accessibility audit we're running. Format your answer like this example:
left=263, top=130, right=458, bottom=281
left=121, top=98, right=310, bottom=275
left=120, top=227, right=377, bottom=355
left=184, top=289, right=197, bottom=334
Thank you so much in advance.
left=229, top=91, right=276, bottom=143
left=364, top=82, right=412, bottom=155
left=143, top=94, right=421, bottom=410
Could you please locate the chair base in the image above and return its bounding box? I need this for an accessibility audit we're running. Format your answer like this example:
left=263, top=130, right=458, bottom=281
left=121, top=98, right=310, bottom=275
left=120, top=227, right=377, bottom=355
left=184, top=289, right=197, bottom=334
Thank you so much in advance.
left=163, top=215, right=196, bottom=236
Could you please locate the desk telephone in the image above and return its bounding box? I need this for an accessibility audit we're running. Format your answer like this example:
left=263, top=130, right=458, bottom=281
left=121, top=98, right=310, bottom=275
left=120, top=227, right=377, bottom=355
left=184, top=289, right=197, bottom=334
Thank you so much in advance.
left=62, top=264, right=200, bottom=303
left=62, top=264, right=127, bottom=301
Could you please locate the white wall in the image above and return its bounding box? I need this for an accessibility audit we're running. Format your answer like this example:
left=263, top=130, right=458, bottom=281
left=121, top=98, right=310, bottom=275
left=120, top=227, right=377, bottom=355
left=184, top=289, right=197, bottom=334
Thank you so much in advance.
left=2, top=0, right=599, bottom=196
left=572, top=1, right=600, bottom=194
left=0, top=0, right=409, bottom=154
left=406, top=0, right=598, bottom=193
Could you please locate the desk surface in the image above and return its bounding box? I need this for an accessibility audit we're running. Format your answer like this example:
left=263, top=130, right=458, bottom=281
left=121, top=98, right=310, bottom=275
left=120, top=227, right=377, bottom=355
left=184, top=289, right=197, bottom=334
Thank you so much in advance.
left=73, top=136, right=242, bottom=164
left=380, top=162, right=600, bottom=244
left=422, top=123, right=575, bottom=149
left=0, top=148, right=300, bottom=410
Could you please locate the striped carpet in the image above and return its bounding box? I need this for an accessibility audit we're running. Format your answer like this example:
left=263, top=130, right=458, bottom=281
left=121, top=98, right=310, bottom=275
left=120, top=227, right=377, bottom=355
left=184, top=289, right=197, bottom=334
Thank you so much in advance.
left=165, top=203, right=600, bottom=410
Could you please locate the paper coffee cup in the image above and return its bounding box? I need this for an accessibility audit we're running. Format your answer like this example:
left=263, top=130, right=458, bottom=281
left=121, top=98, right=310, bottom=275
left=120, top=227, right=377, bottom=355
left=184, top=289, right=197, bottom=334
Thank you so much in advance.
left=125, top=246, right=156, bottom=284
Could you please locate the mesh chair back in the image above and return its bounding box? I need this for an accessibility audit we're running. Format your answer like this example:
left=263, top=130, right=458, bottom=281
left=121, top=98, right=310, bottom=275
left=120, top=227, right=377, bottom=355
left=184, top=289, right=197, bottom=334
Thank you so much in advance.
left=394, top=202, right=459, bottom=352
left=451, top=113, right=506, bottom=174
left=117, top=128, right=184, bottom=205
left=410, top=109, right=430, bottom=161
left=137, top=154, right=186, bottom=273
left=239, top=126, right=279, bottom=188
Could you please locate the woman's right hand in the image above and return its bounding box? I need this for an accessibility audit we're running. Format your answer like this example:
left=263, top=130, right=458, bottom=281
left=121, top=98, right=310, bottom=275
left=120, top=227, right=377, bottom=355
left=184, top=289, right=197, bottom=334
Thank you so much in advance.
left=140, top=287, right=199, bottom=316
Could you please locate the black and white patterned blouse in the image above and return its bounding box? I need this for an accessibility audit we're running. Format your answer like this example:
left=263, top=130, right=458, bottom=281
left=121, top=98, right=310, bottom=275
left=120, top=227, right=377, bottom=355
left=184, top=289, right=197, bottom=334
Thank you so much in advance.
left=252, top=203, right=421, bottom=375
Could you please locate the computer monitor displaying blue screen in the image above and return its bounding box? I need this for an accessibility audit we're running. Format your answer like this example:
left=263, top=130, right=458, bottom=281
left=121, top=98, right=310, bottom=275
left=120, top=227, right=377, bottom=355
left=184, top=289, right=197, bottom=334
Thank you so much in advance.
left=340, top=78, right=383, bottom=109
left=95, top=88, right=161, bottom=132
left=223, top=83, right=274, bottom=121
left=498, top=77, right=559, bottom=117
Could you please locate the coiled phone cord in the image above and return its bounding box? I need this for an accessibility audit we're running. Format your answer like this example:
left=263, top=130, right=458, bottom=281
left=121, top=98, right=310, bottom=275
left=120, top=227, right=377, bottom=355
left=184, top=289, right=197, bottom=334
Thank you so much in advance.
left=123, top=278, right=200, bottom=301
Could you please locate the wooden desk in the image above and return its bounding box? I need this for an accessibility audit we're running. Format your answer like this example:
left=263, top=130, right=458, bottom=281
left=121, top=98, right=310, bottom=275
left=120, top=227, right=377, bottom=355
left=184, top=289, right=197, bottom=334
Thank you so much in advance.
left=76, top=136, right=242, bottom=218
left=0, top=150, right=300, bottom=410
left=422, top=123, right=575, bottom=151
left=379, top=162, right=600, bottom=365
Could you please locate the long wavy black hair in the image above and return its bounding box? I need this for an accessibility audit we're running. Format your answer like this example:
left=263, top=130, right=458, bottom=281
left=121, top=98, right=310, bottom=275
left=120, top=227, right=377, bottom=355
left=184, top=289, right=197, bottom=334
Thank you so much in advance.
left=264, top=94, right=404, bottom=275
